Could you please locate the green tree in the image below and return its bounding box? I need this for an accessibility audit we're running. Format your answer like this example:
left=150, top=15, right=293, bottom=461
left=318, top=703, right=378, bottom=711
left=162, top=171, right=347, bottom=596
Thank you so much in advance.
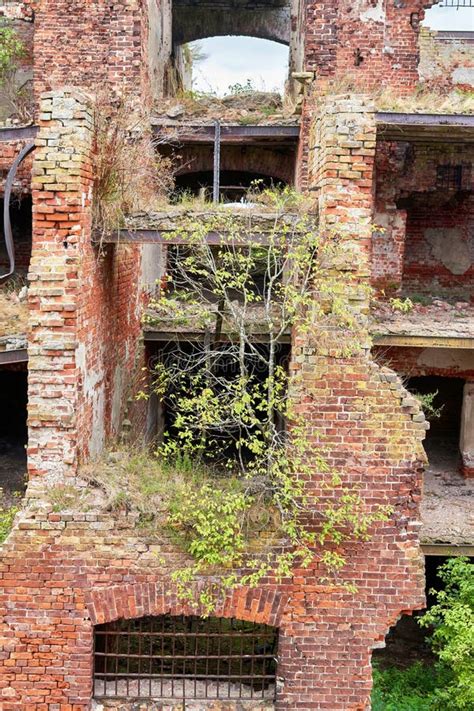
left=419, top=557, right=474, bottom=710
left=0, top=20, right=31, bottom=121
left=143, top=187, right=389, bottom=609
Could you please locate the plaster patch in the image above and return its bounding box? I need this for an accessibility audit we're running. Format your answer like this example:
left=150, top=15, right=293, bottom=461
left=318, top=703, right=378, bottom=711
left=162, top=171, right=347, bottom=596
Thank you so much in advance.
left=76, top=341, right=106, bottom=455
left=452, top=66, right=474, bottom=87
left=417, top=348, right=474, bottom=373
left=111, top=364, right=124, bottom=435
left=360, top=0, right=385, bottom=24
left=424, top=227, right=471, bottom=275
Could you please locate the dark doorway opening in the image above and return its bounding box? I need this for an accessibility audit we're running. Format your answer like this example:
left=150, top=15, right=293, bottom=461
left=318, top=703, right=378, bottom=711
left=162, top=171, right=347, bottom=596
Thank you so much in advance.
left=407, top=375, right=464, bottom=471
left=0, top=367, right=27, bottom=506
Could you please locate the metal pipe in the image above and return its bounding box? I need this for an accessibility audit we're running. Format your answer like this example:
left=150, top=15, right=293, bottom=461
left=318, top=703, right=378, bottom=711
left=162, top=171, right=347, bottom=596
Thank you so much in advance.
left=1, top=141, right=35, bottom=283
left=213, top=119, right=221, bottom=204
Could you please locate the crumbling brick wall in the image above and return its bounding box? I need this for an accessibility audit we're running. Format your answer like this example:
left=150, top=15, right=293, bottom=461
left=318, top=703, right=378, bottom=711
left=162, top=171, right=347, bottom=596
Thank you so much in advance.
left=304, top=0, right=438, bottom=93
left=0, top=93, right=427, bottom=711
left=373, top=141, right=474, bottom=297
left=419, top=27, right=474, bottom=91
left=30, top=0, right=152, bottom=104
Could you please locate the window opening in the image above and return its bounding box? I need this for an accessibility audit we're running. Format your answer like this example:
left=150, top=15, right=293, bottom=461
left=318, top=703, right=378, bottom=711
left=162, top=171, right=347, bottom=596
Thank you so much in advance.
left=436, top=163, right=472, bottom=192
left=185, top=36, right=289, bottom=97
left=172, top=171, right=286, bottom=204
left=149, top=340, right=290, bottom=462
left=407, top=376, right=463, bottom=470
left=94, top=615, right=278, bottom=701
left=422, top=3, right=474, bottom=30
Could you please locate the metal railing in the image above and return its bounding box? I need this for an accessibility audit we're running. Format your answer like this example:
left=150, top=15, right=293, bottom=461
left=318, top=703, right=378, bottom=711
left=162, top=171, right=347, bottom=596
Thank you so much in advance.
left=437, top=0, right=474, bottom=7
left=94, top=615, right=278, bottom=701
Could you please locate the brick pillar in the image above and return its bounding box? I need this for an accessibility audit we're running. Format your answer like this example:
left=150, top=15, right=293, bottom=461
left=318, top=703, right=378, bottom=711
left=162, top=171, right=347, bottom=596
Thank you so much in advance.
left=287, top=95, right=427, bottom=708
left=460, top=380, right=474, bottom=478
left=28, top=89, right=93, bottom=485
left=309, top=94, right=376, bottom=266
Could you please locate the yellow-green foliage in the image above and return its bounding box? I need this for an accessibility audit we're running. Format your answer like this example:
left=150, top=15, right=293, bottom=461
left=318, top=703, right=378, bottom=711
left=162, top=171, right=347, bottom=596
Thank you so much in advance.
left=134, top=196, right=390, bottom=610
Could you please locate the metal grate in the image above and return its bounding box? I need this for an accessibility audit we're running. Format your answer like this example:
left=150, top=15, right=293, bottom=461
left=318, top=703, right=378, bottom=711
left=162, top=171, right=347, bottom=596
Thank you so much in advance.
left=436, top=163, right=472, bottom=191
left=94, top=615, right=278, bottom=701
left=437, top=0, right=474, bottom=6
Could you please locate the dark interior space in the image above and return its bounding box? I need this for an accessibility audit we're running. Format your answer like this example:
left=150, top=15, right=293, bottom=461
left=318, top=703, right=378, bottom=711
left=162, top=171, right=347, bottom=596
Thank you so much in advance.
left=407, top=376, right=464, bottom=471
left=166, top=242, right=283, bottom=301
left=94, top=615, right=278, bottom=700
left=0, top=367, right=28, bottom=506
left=146, top=340, right=291, bottom=453
left=173, top=170, right=285, bottom=202
left=0, top=195, right=32, bottom=276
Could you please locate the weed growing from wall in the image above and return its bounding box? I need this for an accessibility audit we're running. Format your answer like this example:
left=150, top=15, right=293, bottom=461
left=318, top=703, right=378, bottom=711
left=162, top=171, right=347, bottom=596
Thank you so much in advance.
left=92, top=93, right=176, bottom=235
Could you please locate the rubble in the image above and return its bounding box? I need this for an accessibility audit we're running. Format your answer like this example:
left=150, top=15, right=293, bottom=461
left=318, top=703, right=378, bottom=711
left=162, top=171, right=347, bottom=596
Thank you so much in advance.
left=152, top=92, right=298, bottom=128
left=371, top=299, right=474, bottom=341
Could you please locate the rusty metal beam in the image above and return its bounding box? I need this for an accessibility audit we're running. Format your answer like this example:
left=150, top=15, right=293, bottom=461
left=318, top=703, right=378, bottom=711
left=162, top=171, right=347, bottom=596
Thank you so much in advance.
left=372, top=334, right=474, bottom=349
left=152, top=123, right=300, bottom=145
left=97, top=229, right=270, bottom=246
left=0, top=125, right=38, bottom=142
left=376, top=112, right=474, bottom=144
left=143, top=329, right=291, bottom=344
left=0, top=348, right=28, bottom=365
left=422, top=544, right=474, bottom=557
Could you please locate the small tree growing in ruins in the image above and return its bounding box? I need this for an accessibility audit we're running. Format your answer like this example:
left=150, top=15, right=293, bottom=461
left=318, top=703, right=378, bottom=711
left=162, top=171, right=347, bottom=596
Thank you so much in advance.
left=139, top=186, right=389, bottom=610
left=0, top=20, right=32, bottom=122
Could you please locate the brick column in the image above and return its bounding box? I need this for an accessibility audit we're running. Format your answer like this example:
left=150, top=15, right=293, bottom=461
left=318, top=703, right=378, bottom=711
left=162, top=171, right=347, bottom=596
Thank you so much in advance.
left=287, top=94, right=427, bottom=708
left=309, top=94, right=376, bottom=267
left=28, top=89, right=93, bottom=484
left=460, top=381, right=474, bottom=478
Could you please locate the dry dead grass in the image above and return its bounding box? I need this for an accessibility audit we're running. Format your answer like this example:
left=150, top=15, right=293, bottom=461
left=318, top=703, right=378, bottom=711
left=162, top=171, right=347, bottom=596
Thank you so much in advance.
left=376, top=86, right=474, bottom=115
left=0, top=287, right=28, bottom=337
left=319, top=74, right=474, bottom=114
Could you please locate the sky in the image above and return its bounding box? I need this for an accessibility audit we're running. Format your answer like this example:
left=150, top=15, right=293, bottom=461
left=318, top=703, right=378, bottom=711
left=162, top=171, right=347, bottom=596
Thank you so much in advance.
left=190, top=5, right=474, bottom=96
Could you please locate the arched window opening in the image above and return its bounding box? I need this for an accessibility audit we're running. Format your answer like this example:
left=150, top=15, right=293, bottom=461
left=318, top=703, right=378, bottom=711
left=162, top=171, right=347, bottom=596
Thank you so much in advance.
left=184, top=36, right=289, bottom=98
left=422, top=2, right=474, bottom=31
left=165, top=0, right=297, bottom=100
left=94, top=615, right=279, bottom=702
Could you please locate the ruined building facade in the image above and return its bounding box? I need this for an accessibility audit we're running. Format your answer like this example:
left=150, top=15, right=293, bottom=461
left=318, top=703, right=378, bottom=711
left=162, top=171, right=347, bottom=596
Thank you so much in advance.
left=0, top=0, right=473, bottom=709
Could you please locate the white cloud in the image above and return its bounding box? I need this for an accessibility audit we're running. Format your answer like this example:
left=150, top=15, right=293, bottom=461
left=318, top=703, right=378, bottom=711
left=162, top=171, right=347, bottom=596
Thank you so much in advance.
left=422, top=6, right=474, bottom=31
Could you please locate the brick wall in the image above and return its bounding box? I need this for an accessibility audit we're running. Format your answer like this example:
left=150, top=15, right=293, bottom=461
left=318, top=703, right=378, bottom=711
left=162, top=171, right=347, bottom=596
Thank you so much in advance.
left=31, top=0, right=151, bottom=105
left=419, top=27, right=474, bottom=91
left=0, top=93, right=427, bottom=711
left=304, top=0, right=438, bottom=93
left=373, top=141, right=474, bottom=297
left=372, top=345, right=474, bottom=380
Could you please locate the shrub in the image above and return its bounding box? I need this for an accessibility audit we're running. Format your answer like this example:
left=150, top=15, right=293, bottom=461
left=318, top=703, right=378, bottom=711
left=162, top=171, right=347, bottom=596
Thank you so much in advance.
left=0, top=505, right=18, bottom=544
left=420, top=557, right=474, bottom=710
left=371, top=661, right=453, bottom=711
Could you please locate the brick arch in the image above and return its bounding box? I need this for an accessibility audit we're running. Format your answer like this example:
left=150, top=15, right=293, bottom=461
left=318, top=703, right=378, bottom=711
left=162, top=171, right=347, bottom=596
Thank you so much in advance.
left=173, top=3, right=291, bottom=46
left=175, top=145, right=296, bottom=186
left=86, top=582, right=289, bottom=628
